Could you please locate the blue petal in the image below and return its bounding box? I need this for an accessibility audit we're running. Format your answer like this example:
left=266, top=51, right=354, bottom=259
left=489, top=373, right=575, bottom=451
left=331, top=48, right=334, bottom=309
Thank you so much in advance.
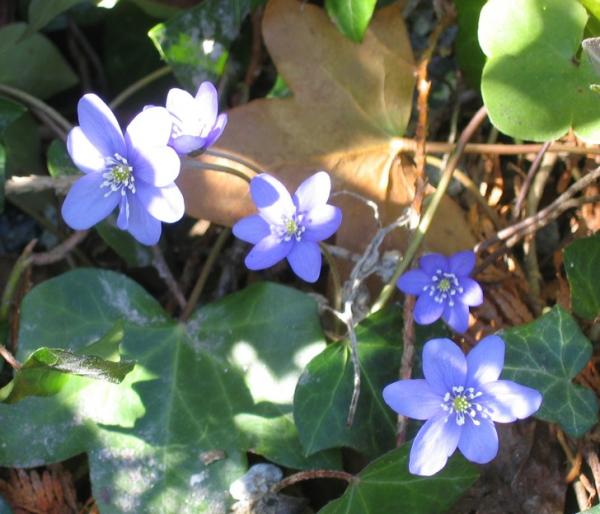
left=287, top=241, right=321, bottom=282
left=442, top=301, right=470, bottom=333
left=293, top=171, right=331, bottom=212
left=203, top=112, right=228, bottom=148
left=166, top=88, right=196, bottom=122
left=130, top=145, right=181, bottom=187
left=409, top=412, right=461, bottom=476
left=126, top=194, right=162, bottom=245
left=67, top=127, right=105, bottom=174
left=232, top=215, right=270, bottom=244
left=458, top=418, right=498, bottom=464
left=169, top=135, right=206, bottom=155
left=194, top=81, right=219, bottom=123
left=466, top=335, right=504, bottom=388
left=448, top=250, right=476, bottom=276
left=383, top=379, right=442, bottom=420
left=419, top=253, right=448, bottom=275
left=303, top=204, right=342, bottom=242
left=77, top=94, right=125, bottom=158
left=397, top=270, right=431, bottom=295
left=245, top=235, right=293, bottom=270
left=61, top=173, right=120, bottom=230
left=250, top=174, right=295, bottom=225
left=422, top=338, right=467, bottom=396
left=126, top=106, right=172, bottom=149
left=457, top=277, right=483, bottom=307
left=134, top=181, right=185, bottom=223
left=413, top=293, right=444, bottom=325
left=479, top=380, right=542, bottom=423
left=117, top=195, right=129, bottom=229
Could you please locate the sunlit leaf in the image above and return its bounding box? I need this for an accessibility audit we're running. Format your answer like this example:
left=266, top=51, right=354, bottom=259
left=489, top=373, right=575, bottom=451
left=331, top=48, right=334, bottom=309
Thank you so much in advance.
left=501, top=306, right=598, bottom=437
left=564, top=234, right=600, bottom=320
left=325, top=0, right=377, bottom=42
left=318, top=445, right=478, bottom=514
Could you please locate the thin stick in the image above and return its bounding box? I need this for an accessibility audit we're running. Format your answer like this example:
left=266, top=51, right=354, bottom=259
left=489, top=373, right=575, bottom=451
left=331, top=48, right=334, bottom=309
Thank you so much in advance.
left=5, top=175, right=77, bottom=195
left=203, top=149, right=263, bottom=175
left=180, top=228, right=231, bottom=321
left=109, top=66, right=171, bottom=110
left=68, top=18, right=108, bottom=93
left=271, top=469, right=354, bottom=494
left=320, top=243, right=342, bottom=312
left=151, top=246, right=186, bottom=311
left=0, top=344, right=20, bottom=370
left=0, top=240, right=36, bottom=323
left=30, top=230, right=89, bottom=266
left=373, top=106, right=489, bottom=312
left=187, top=161, right=253, bottom=183
left=513, top=140, right=553, bottom=219
left=0, top=84, right=72, bottom=138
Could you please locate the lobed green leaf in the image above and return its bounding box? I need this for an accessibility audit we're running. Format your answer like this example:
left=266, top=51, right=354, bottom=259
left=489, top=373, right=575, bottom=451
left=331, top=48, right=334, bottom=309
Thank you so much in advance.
left=564, top=233, right=600, bottom=320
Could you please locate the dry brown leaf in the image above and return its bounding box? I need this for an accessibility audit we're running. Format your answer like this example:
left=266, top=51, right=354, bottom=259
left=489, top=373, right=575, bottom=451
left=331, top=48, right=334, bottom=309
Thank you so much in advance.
left=178, top=0, right=475, bottom=262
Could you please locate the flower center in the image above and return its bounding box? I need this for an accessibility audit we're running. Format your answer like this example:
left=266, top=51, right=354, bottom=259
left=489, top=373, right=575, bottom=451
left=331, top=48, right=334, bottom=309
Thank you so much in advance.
left=422, top=269, right=464, bottom=306
left=101, top=154, right=135, bottom=197
left=272, top=213, right=306, bottom=242
left=441, top=385, right=488, bottom=426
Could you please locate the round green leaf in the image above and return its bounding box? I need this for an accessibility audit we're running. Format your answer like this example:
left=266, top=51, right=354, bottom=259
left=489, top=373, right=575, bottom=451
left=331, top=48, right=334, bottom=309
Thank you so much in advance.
left=480, top=0, right=600, bottom=142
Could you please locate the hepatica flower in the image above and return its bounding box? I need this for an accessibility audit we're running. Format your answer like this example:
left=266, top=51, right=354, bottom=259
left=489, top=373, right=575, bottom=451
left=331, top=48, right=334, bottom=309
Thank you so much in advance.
left=233, top=172, right=342, bottom=282
left=383, top=336, right=542, bottom=476
left=165, top=81, right=227, bottom=155
left=397, top=251, right=483, bottom=333
left=62, top=94, right=184, bottom=245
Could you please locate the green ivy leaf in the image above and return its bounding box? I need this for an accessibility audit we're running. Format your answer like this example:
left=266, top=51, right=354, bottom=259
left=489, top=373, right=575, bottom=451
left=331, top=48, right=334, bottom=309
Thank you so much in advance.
left=501, top=306, right=598, bottom=437
left=454, top=0, right=486, bottom=88
left=0, top=23, right=78, bottom=99
left=47, top=139, right=80, bottom=177
left=0, top=98, right=26, bottom=137
left=318, top=445, right=478, bottom=514
left=148, top=0, right=250, bottom=90
left=564, top=234, right=600, bottom=320
left=27, top=0, right=87, bottom=35
left=480, top=0, right=600, bottom=142
left=325, top=0, right=377, bottom=43
left=95, top=217, right=154, bottom=267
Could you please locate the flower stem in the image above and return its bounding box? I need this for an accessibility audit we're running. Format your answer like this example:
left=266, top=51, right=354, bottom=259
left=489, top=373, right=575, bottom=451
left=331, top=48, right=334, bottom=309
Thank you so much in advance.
left=0, top=240, right=35, bottom=324
left=180, top=227, right=231, bottom=322
left=271, top=469, right=354, bottom=494
left=187, top=161, right=253, bottom=183
left=0, top=84, right=72, bottom=139
left=203, top=148, right=263, bottom=175
left=151, top=245, right=186, bottom=311
left=371, top=106, right=489, bottom=313
left=109, top=66, right=172, bottom=110
left=319, top=243, right=342, bottom=312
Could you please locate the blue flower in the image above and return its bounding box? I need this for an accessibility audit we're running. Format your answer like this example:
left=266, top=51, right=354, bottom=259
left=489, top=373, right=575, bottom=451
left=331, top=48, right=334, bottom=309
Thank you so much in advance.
left=397, top=251, right=483, bottom=333
left=165, top=81, right=227, bottom=155
left=383, top=336, right=542, bottom=476
left=62, top=94, right=185, bottom=245
left=233, top=171, right=342, bottom=282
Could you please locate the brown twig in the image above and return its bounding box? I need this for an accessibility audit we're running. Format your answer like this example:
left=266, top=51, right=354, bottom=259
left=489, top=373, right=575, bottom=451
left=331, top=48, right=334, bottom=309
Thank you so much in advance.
left=30, top=230, right=89, bottom=266
left=151, top=246, right=186, bottom=311
left=0, top=345, right=20, bottom=370
left=513, top=140, right=553, bottom=219
left=271, top=469, right=354, bottom=494
left=585, top=447, right=600, bottom=499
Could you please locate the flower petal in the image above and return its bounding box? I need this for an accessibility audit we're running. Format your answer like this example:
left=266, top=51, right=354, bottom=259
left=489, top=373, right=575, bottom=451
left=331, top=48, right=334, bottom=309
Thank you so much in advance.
left=293, top=171, right=331, bottom=212
left=449, top=250, right=476, bottom=276
left=61, top=173, right=120, bottom=230
left=166, top=88, right=196, bottom=123
left=169, top=135, right=206, bottom=155
left=383, top=379, right=443, bottom=420
left=303, top=204, right=342, bottom=242
left=287, top=241, right=321, bottom=282
left=134, top=181, right=185, bottom=223
left=397, top=269, right=431, bottom=295
left=409, top=412, right=461, bottom=476
left=457, top=277, right=483, bottom=307
left=67, top=127, right=105, bottom=174
left=413, top=294, right=444, bottom=325
left=442, top=301, right=470, bottom=333
left=233, top=215, right=271, bottom=244
left=203, top=112, right=228, bottom=148
left=126, top=194, right=162, bottom=245
left=130, top=146, right=181, bottom=187
left=419, top=253, right=448, bottom=275
left=126, top=106, right=172, bottom=150
left=458, top=418, right=498, bottom=464
left=77, top=94, right=125, bottom=157
left=422, top=338, right=467, bottom=396
left=479, top=380, right=542, bottom=423
left=245, top=235, right=293, bottom=270
left=250, top=174, right=295, bottom=224
left=194, top=81, right=218, bottom=124
left=117, top=195, right=129, bottom=230
left=466, top=335, right=505, bottom=388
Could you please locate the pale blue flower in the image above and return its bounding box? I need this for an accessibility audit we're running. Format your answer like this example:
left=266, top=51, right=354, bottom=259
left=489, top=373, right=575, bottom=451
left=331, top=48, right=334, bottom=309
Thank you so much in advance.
left=233, top=171, right=342, bottom=282
left=397, top=251, right=483, bottom=333
left=383, top=336, right=542, bottom=476
left=165, top=81, right=227, bottom=155
left=62, top=94, right=184, bottom=245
